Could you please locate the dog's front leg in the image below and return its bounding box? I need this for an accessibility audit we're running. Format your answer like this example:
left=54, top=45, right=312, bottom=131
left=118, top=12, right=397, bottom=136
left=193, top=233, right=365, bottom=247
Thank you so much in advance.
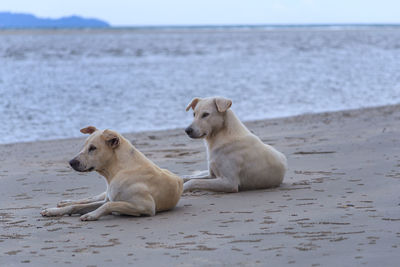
left=41, top=201, right=105, bottom=217
left=57, top=192, right=107, bottom=207
left=183, top=177, right=239, bottom=193
left=182, top=170, right=215, bottom=182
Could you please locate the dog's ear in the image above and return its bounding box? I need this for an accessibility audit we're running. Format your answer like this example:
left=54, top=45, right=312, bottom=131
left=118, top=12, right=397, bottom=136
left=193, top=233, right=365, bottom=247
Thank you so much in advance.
left=215, top=97, right=232, bottom=113
left=80, top=126, right=97, bottom=134
left=186, top=97, right=201, bottom=112
left=102, top=129, right=120, bottom=149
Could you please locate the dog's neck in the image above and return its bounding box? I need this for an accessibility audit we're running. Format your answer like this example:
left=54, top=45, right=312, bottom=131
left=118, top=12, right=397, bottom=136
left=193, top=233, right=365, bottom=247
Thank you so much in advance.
left=205, top=109, right=250, bottom=150
left=96, top=138, right=152, bottom=182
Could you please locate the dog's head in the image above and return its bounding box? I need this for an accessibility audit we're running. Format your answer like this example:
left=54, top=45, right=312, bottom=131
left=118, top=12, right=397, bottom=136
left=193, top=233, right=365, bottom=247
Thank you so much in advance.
left=69, top=126, right=121, bottom=172
left=185, top=97, right=232, bottom=139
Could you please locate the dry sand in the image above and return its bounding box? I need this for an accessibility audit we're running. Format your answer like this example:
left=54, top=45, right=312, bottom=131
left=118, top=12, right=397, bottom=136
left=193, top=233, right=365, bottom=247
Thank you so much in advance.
left=1, top=105, right=399, bottom=266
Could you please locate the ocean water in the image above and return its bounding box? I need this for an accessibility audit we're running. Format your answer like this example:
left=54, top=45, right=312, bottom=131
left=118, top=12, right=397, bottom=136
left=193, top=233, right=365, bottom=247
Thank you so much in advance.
left=0, top=27, right=400, bottom=144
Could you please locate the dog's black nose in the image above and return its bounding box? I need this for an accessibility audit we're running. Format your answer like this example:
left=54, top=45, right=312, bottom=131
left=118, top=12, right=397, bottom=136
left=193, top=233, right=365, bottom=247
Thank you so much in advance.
left=69, top=159, right=80, bottom=169
left=185, top=127, right=193, bottom=135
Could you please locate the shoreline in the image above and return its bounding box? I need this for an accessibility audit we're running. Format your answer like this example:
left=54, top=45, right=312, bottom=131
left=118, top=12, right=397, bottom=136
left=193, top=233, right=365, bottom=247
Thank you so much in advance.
left=1, top=104, right=399, bottom=266
left=1, top=102, right=399, bottom=147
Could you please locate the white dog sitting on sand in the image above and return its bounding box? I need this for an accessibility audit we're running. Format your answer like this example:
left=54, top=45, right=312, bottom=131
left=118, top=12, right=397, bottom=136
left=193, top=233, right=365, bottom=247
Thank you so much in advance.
left=183, top=96, right=287, bottom=193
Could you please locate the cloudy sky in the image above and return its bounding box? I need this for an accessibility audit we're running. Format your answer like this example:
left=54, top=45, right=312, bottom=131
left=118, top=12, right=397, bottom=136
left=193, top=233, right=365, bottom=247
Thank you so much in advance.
left=1, top=0, right=399, bottom=26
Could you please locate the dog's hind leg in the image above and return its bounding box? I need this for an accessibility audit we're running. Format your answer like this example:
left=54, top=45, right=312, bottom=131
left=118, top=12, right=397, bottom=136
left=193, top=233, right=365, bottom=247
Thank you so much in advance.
left=80, top=197, right=156, bottom=221
left=41, top=201, right=106, bottom=217
left=57, top=192, right=107, bottom=207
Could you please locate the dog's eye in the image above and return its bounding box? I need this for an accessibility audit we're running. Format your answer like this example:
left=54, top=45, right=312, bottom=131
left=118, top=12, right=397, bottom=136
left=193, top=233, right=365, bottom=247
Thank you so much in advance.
left=88, top=145, right=97, bottom=152
left=193, top=113, right=196, bottom=117
left=201, top=112, right=209, bottom=118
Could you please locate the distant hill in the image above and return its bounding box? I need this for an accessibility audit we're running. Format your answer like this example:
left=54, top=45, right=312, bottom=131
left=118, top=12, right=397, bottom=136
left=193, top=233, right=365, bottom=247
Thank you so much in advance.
left=0, top=12, right=110, bottom=28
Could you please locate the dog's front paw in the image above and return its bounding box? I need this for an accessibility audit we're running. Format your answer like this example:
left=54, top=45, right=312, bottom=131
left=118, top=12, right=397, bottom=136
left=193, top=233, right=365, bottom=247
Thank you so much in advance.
left=80, top=213, right=98, bottom=221
left=183, top=181, right=194, bottom=192
left=41, top=208, right=60, bottom=217
left=57, top=199, right=73, bottom=207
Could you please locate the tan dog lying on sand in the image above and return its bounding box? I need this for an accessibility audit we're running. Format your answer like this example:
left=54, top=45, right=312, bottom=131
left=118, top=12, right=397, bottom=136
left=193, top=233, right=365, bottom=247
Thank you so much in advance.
left=183, top=96, right=287, bottom=193
left=41, top=126, right=183, bottom=221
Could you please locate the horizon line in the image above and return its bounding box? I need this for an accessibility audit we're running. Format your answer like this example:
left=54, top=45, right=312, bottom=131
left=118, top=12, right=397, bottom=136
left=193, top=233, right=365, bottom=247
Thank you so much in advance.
left=110, top=22, right=400, bottom=28
left=2, top=23, right=400, bottom=30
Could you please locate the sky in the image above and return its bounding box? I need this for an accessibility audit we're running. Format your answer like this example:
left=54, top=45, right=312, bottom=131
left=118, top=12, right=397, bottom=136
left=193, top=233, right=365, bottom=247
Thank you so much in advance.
left=1, top=0, right=399, bottom=26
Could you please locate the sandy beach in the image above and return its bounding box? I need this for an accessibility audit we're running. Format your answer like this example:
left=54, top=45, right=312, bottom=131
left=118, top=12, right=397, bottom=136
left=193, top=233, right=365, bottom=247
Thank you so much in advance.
left=1, top=104, right=399, bottom=266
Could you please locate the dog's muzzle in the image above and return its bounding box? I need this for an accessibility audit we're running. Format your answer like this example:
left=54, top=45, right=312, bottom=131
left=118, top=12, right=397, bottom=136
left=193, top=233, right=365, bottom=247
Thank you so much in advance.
left=185, top=126, right=206, bottom=139
left=69, top=158, right=81, bottom=171
left=185, top=127, right=194, bottom=136
left=185, top=126, right=199, bottom=139
left=69, top=158, right=94, bottom=172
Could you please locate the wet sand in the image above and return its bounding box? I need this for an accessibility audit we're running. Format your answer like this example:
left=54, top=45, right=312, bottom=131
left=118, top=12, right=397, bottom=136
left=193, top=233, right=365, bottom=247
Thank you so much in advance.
left=1, top=105, right=399, bottom=266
